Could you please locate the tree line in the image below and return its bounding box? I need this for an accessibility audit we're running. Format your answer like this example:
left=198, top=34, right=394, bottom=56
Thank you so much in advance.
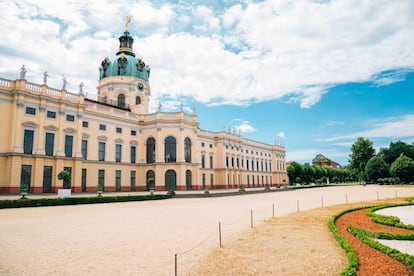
left=287, top=138, right=414, bottom=185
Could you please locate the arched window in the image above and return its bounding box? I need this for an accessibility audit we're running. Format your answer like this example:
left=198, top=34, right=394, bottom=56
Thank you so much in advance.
left=146, top=170, right=155, bottom=190
left=136, top=96, right=141, bottom=105
left=146, top=137, right=156, bottom=163
left=118, top=94, right=125, bottom=108
left=165, top=170, right=176, bottom=190
left=184, top=137, right=191, bottom=163
left=186, top=170, right=192, bottom=190
left=164, top=136, right=176, bottom=163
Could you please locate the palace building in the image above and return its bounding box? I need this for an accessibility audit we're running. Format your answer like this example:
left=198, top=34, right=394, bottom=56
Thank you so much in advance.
left=0, top=22, right=287, bottom=194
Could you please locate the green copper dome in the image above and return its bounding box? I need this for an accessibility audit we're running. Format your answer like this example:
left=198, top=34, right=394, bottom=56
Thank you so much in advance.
left=99, top=30, right=150, bottom=81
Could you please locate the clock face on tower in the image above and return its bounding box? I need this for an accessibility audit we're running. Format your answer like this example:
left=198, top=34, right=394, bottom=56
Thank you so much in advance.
left=137, top=82, right=144, bottom=91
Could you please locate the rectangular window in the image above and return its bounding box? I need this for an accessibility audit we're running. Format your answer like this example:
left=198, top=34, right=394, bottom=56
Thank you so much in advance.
left=42, top=166, right=53, bottom=193
left=116, top=127, right=122, bottom=133
left=130, top=171, right=136, bottom=191
left=210, top=174, right=214, bottom=188
left=201, top=155, right=205, bottom=168
left=64, top=135, right=73, bottom=157
left=98, top=142, right=105, bottom=161
left=25, top=107, right=36, bottom=115
left=247, top=175, right=250, bottom=185
left=23, top=129, right=34, bottom=154
left=202, top=173, right=206, bottom=188
left=130, top=146, right=136, bottom=164
left=81, top=139, right=88, bottom=160
left=99, top=124, right=106, bottom=131
left=20, top=165, right=32, bottom=190
left=81, top=168, right=87, bottom=192
left=115, top=170, right=121, bottom=191
left=47, top=111, right=56, bottom=118
left=209, top=156, right=213, bottom=168
left=63, top=167, right=72, bottom=189
left=209, top=144, right=213, bottom=148
left=226, top=156, right=229, bottom=168
left=115, top=144, right=122, bottom=162
left=130, top=130, right=136, bottom=136
left=201, top=142, right=205, bottom=147
left=82, top=121, right=88, bottom=128
left=45, top=132, right=54, bottom=156
left=98, top=169, right=105, bottom=190
left=66, top=114, right=75, bottom=122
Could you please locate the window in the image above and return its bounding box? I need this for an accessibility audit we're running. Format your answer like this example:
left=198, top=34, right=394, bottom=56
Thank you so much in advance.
left=209, top=144, right=213, bottom=148
left=23, top=129, right=34, bottom=154
left=43, top=166, right=52, bottom=193
left=201, top=155, right=205, bottom=168
left=81, top=139, right=88, bottom=160
left=237, top=158, right=239, bottom=168
left=20, top=165, right=32, bottom=190
left=186, top=170, right=192, bottom=190
left=66, top=114, right=75, bottom=122
left=99, top=142, right=105, bottom=161
left=130, top=146, right=136, bottom=164
left=116, top=127, right=122, bottom=134
left=99, top=124, right=106, bottom=131
left=118, top=94, right=125, bottom=108
left=82, top=121, right=88, bottom=128
left=226, top=156, right=229, bottom=168
left=164, top=136, right=176, bottom=163
left=25, top=107, right=36, bottom=115
left=165, top=170, right=176, bottom=191
left=231, top=157, right=234, bottom=168
left=115, top=144, right=122, bottom=162
left=184, top=137, right=191, bottom=163
left=64, top=135, right=73, bottom=157
left=45, top=132, right=54, bottom=156
left=146, top=138, right=156, bottom=163
left=209, top=155, right=213, bottom=168
left=81, top=169, right=87, bottom=192
left=63, top=167, right=72, bottom=189
left=252, top=160, right=254, bottom=171
left=202, top=173, right=206, bottom=189
left=210, top=174, right=214, bottom=188
left=136, top=96, right=141, bottom=105
left=247, top=159, right=249, bottom=170
left=131, top=130, right=136, bottom=136
left=130, top=171, right=136, bottom=191
left=201, top=142, right=205, bottom=147
left=146, top=170, right=155, bottom=190
left=115, top=170, right=121, bottom=191
left=98, top=169, right=105, bottom=190
left=47, top=111, right=56, bottom=119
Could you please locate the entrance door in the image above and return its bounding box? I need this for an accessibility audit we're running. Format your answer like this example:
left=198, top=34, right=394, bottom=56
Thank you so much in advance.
left=165, top=170, right=176, bottom=191
left=185, top=170, right=192, bottom=190
left=43, top=166, right=52, bottom=193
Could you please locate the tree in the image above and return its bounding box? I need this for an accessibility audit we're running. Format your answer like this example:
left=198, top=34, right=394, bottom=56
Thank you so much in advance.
left=58, top=169, right=71, bottom=189
left=365, top=156, right=389, bottom=182
left=312, top=154, right=329, bottom=166
left=379, top=141, right=414, bottom=165
left=286, top=162, right=303, bottom=185
left=390, top=154, right=414, bottom=183
left=302, top=163, right=315, bottom=184
left=349, top=137, right=375, bottom=180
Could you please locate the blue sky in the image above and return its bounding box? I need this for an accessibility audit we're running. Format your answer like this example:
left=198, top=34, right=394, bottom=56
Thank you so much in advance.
left=1, top=0, right=413, bottom=165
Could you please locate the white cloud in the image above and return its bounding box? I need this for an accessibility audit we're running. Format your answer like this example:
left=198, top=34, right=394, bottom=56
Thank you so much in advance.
left=235, top=121, right=256, bottom=133
left=1, top=0, right=414, bottom=108
left=324, top=114, right=414, bottom=142
left=277, top=131, right=285, bottom=139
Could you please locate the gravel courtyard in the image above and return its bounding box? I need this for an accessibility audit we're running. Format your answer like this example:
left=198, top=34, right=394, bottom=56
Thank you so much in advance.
left=1, top=185, right=413, bottom=275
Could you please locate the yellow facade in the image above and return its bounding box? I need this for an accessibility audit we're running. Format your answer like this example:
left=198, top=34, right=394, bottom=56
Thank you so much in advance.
left=0, top=29, right=287, bottom=194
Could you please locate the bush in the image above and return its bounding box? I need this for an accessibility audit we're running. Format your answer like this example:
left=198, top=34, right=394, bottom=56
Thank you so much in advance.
left=0, top=194, right=170, bottom=209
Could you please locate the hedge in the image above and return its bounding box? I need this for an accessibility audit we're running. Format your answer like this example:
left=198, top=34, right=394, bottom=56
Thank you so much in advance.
left=367, top=203, right=414, bottom=230
left=0, top=194, right=170, bottom=209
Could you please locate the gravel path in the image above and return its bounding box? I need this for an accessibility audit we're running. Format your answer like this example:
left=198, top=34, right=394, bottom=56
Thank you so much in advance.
left=0, top=185, right=413, bottom=275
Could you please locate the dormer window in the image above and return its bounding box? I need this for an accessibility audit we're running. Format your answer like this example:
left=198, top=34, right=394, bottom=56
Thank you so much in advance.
left=118, top=94, right=125, bottom=108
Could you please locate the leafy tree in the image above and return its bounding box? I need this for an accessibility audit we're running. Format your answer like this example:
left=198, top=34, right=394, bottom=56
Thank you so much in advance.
left=302, top=163, right=315, bottom=184
left=349, top=137, right=375, bottom=180
left=57, top=169, right=71, bottom=189
left=379, top=141, right=414, bottom=165
left=390, top=154, right=414, bottom=183
left=365, top=156, right=389, bottom=182
left=286, top=162, right=303, bottom=185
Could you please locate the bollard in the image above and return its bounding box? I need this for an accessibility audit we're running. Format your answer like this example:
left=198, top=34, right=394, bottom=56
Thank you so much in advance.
left=219, top=221, right=222, bottom=248
left=175, top=254, right=177, bottom=276
left=321, top=197, right=324, bottom=208
left=297, top=200, right=300, bottom=212
left=345, top=194, right=348, bottom=204
left=251, top=210, right=253, bottom=228
left=272, top=203, right=275, bottom=218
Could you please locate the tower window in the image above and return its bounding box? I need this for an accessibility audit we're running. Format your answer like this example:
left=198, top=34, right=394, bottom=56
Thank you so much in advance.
left=136, top=96, right=141, bottom=105
left=118, top=94, right=125, bottom=108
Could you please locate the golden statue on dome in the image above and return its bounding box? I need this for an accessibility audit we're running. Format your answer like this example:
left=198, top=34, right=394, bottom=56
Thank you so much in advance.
left=125, top=16, right=131, bottom=32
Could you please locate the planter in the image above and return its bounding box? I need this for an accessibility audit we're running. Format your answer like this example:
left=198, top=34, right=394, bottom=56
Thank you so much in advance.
left=58, top=188, right=71, bottom=198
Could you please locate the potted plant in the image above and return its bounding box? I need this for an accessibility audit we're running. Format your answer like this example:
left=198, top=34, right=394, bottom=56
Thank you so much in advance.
left=57, top=170, right=71, bottom=198
left=147, top=177, right=155, bottom=195
left=20, top=183, right=28, bottom=199
left=239, top=184, right=246, bottom=193
left=97, top=183, right=103, bottom=197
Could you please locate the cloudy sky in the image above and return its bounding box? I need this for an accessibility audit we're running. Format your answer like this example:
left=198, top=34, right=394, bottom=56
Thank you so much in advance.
left=1, top=0, right=414, bottom=165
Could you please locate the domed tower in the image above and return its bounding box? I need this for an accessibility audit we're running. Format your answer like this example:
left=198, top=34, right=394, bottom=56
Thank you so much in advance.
left=97, top=17, right=151, bottom=114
